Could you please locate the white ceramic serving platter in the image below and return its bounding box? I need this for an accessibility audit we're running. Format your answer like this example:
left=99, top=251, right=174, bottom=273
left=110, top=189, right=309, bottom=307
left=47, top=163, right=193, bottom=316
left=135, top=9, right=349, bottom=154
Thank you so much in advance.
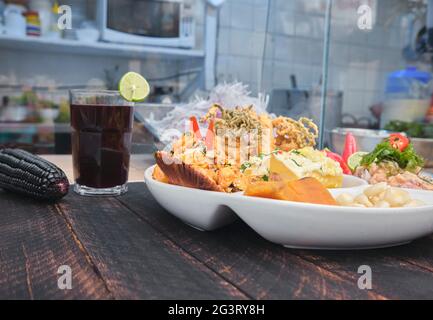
left=144, top=165, right=433, bottom=249
left=145, top=165, right=238, bottom=230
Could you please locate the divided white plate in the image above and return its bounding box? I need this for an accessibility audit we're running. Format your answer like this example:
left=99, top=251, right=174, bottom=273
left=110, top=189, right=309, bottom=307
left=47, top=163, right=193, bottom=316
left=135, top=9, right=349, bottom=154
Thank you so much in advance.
left=145, top=166, right=237, bottom=231
left=144, top=165, right=433, bottom=249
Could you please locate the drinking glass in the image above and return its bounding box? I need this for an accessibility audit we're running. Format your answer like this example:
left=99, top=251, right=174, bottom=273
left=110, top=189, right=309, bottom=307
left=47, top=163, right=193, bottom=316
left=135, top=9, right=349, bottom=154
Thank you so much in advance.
left=69, top=90, right=134, bottom=196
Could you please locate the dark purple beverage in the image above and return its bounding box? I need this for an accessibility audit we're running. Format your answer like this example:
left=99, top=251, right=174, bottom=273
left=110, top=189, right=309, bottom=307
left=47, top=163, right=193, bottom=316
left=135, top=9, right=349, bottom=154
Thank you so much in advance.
left=70, top=103, right=133, bottom=192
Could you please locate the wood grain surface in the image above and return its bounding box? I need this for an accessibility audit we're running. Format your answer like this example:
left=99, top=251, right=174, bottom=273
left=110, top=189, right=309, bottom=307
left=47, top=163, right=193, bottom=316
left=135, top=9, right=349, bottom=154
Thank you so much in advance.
left=118, top=184, right=375, bottom=300
left=55, top=195, right=246, bottom=299
left=0, top=155, right=432, bottom=299
left=0, top=190, right=111, bottom=300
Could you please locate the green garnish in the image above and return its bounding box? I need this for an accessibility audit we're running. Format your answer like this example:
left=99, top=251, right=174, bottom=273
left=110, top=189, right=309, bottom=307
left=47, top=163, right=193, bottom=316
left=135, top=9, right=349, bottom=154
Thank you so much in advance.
left=384, top=120, right=432, bottom=138
left=240, top=162, right=251, bottom=172
left=262, top=175, right=269, bottom=181
left=360, top=139, right=424, bottom=172
left=258, top=149, right=280, bottom=159
left=291, top=159, right=302, bottom=167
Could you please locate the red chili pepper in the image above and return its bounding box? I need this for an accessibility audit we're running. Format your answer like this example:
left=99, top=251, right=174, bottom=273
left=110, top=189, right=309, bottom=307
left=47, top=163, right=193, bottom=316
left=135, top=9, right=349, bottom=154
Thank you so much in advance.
left=204, top=119, right=215, bottom=150
left=189, top=116, right=202, bottom=140
left=342, top=132, right=357, bottom=164
left=389, top=133, right=409, bottom=151
left=325, top=150, right=352, bottom=175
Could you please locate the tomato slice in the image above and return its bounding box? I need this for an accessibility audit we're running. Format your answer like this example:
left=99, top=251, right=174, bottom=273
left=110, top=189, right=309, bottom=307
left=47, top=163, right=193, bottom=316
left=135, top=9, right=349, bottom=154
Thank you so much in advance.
left=189, top=116, right=202, bottom=140
left=204, top=119, right=215, bottom=150
left=389, top=133, right=409, bottom=151
left=342, top=132, right=357, bottom=164
left=324, top=150, right=352, bottom=175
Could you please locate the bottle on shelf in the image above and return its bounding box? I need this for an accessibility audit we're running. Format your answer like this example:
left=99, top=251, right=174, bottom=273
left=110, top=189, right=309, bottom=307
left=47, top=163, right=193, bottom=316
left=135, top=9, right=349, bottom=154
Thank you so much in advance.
left=29, top=0, right=51, bottom=36
left=24, top=10, right=41, bottom=37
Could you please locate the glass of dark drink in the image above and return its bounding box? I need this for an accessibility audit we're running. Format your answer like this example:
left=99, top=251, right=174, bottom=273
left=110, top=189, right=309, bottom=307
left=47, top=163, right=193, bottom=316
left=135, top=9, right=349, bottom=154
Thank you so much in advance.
left=69, top=90, right=134, bottom=196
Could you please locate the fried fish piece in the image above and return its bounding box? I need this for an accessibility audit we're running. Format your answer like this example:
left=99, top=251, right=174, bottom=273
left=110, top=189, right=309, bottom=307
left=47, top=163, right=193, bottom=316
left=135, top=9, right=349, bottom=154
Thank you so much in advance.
left=154, top=151, right=224, bottom=192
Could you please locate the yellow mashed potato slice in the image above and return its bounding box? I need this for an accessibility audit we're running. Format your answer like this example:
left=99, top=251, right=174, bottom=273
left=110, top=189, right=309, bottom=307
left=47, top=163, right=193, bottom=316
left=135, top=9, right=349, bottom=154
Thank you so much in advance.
left=242, top=147, right=343, bottom=188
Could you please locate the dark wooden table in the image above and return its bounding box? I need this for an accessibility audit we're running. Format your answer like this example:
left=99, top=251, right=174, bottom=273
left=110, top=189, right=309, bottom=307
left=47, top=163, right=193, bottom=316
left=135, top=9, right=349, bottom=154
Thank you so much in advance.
left=2, top=178, right=433, bottom=299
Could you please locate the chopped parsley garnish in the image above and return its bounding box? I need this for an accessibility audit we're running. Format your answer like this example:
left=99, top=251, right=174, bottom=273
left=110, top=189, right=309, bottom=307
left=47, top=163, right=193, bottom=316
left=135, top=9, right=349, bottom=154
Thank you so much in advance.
left=259, top=150, right=280, bottom=159
left=240, top=162, right=251, bottom=172
left=201, top=146, right=206, bottom=155
left=291, top=159, right=302, bottom=167
left=262, top=175, right=269, bottom=181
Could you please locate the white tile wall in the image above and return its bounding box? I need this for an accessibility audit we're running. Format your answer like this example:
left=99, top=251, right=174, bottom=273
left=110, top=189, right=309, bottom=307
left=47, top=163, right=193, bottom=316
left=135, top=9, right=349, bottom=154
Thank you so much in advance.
left=272, top=62, right=293, bottom=87
left=216, top=0, right=332, bottom=96
left=273, top=36, right=294, bottom=61
left=253, top=1, right=268, bottom=32
left=227, top=56, right=253, bottom=83
left=213, top=0, right=414, bottom=121
left=230, top=1, right=254, bottom=30
left=270, top=10, right=295, bottom=36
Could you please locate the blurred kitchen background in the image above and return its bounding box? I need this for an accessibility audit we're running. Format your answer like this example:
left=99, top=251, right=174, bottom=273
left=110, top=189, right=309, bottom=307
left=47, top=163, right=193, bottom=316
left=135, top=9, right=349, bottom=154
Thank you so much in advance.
left=1, top=0, right=433, bottom=164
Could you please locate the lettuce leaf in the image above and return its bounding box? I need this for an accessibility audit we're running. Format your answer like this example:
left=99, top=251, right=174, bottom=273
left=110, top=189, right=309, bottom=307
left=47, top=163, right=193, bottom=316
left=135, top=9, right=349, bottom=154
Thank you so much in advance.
left=360, top=140, right=424, bottom=172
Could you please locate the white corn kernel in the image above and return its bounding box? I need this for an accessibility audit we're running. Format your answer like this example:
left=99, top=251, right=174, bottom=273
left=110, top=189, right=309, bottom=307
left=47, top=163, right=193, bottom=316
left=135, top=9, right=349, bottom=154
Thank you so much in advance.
left=384, top=188, right=411, bottom=207
left=377, top=190, right=386, bottom=200
left=364, top=182, right=388, bottom=198
left=369, top=195, right=382, bottom=205
left=354, top=194, right=373, bottom=207
left=374, top=200, right=390, bottom=208
left=336, top=193, right=354, bottom=206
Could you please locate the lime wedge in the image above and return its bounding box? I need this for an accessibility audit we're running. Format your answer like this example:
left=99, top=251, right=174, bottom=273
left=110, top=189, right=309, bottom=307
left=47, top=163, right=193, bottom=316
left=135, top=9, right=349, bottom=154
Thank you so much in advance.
left=118, top=72, right=150, bottom=102
left=347, top=151, right=368, bottom=172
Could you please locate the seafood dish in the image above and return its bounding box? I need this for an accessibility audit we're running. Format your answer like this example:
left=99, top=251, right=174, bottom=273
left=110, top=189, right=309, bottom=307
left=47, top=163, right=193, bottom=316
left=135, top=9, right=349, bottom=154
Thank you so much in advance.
left=146, top=108, right=433, bottom=248
left=153, top=104, right=328, bottom=194
left=353, top=133, right=433, bottom=191
left=152, top=104, right=433, bottom=209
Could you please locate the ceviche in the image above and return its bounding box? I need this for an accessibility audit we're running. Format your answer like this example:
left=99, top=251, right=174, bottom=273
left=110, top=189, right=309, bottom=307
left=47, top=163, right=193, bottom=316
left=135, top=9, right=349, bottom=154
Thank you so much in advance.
left=353, top=133, right=433, bottom=191
left=152, top=103, right=432, bottom=208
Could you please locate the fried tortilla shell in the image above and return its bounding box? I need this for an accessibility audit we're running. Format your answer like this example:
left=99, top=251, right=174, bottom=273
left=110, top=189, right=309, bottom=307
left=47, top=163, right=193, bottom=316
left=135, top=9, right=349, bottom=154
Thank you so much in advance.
left=154, top=151, right=224, bottom=192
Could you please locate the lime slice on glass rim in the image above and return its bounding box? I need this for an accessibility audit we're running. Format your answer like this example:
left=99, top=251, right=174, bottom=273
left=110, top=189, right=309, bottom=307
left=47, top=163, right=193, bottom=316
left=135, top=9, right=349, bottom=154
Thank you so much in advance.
left=347, top=151, right=368, bottom=172
left=118, top=72, right=150, bottom=102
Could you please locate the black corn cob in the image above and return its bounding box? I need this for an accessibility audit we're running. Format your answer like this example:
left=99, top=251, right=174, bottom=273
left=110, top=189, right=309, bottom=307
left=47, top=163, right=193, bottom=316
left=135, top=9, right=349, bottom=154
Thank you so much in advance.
left=0, top=149, right=69, bottom=201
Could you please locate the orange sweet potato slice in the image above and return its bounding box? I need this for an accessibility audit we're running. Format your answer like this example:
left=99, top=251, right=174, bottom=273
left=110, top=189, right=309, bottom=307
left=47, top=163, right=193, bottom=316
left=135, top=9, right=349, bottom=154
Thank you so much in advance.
left=287, top=177, right=336, bottom=205
left=245, top=177, right=336, bottom=205
left=244, top=180, right=293, bottom=201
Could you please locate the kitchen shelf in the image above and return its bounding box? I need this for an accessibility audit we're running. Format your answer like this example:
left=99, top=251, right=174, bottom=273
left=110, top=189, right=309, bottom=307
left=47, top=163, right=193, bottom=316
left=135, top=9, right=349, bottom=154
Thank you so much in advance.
left=0, top=122, right=71, bottom=133
left=0, top=34, right=205, bottom=60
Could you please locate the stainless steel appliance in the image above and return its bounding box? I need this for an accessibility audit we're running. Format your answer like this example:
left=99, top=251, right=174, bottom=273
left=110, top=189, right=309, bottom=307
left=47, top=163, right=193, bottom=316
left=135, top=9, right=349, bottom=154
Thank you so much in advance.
left=97, top=0, right=195, bottom=48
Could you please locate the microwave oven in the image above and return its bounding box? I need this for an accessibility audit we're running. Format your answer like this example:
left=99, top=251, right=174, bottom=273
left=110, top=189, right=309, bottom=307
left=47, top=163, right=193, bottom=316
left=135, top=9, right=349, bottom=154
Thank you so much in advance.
left=97, top=0, right=195, bottom=48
